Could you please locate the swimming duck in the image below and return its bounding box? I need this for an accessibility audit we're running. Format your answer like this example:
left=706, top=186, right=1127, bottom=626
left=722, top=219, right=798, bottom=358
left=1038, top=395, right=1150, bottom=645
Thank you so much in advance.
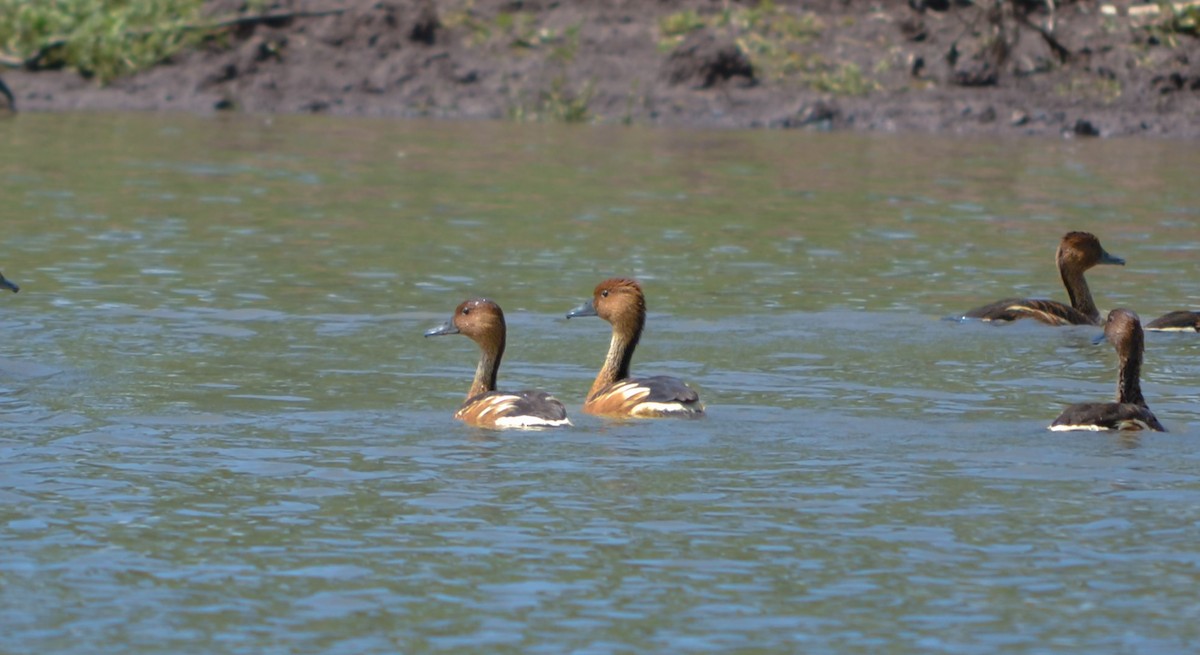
left=0, top=271, right=18, bottom=293
left=565, top=278, right=705, bottom=418
left=965, top=231, right=1124, bottom=326
left=1145, top=310, right=1200, bottom=332
left=0, top=78, right=14, bottom=115
left=1050, top=308, right=1165, bottom=432
left=425, top=298, right=571, bottom=429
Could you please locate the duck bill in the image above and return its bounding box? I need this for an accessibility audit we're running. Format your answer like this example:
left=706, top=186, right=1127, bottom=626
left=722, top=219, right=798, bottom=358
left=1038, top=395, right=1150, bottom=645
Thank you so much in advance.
left=1092, top=332, right=1109, bottom=345
left=1099, top=249, right=1125, bottom=266
left=0, top=274, right=17, bottom=293
left=423, top=321, right=459, bottom=337
left=565, top=300, right=597, bottom=319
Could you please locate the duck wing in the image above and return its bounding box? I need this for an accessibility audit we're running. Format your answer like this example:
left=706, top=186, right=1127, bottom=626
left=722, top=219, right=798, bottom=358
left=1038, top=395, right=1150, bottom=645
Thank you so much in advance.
left=965, top=298, right=1095, bottom=326
left=1050, top=402, right=1165, bottom=432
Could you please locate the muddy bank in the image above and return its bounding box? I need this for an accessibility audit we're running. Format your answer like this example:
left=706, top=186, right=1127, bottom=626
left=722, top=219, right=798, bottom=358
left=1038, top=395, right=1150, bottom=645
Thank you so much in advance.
left=3, top=0, right=1199, bottom=138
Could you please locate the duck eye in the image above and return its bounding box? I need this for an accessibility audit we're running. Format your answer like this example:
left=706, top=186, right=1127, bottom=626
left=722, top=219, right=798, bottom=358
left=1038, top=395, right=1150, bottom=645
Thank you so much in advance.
left=601, top=290, right=609, bottom=298
left=461, top=307, right=470, bottom=315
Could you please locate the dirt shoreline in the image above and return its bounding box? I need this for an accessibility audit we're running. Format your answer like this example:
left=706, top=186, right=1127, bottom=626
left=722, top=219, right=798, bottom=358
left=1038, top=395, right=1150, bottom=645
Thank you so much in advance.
left=2, top=0, right=1198, bottom=138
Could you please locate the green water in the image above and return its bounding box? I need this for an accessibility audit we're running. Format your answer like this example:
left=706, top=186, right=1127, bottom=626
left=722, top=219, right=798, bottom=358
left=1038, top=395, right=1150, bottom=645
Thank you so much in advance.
left=2, top=113, right=1200, bottom=653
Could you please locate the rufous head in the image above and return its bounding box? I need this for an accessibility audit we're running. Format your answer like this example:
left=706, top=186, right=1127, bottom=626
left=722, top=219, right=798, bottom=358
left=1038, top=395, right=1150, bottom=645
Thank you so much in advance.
left=1057, top=231, right=1124, bottom=270
left=566, top=278, right=646, bottom=329
left=1095, top=308, right=1142, bottom=354
left=425, top=298, right=506, bottom=344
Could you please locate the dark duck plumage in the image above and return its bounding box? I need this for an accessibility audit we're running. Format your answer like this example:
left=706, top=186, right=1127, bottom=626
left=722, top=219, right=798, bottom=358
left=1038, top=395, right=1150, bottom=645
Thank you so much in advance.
left=0, top=271, right=18, bottom=294
left=0, top=77, right=14, bottom=115
left=1145, top=310, right=1200, bottom=332
left=965, top=231, right=1124, bottom=326
left=425, top=298, right=571, bottom=429
left=565, top=278, right=705, bottom=419
left=1050, top=308, right=1165, bottom=432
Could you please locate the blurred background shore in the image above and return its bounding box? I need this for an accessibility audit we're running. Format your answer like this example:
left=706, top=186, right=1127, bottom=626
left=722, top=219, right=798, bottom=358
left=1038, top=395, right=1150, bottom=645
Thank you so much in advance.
left=1, top=0, right=1198, bottom=137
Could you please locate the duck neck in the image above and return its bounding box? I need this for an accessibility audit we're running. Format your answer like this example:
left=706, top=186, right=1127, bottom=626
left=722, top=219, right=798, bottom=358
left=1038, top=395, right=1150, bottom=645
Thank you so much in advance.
left=1061, top=266, right=1099, bottom=324
left=589, top=315, right=643, bottom=400
left=468, top=334, right=504, bottom=400
left=1116, top=336, right=1146, bottom=407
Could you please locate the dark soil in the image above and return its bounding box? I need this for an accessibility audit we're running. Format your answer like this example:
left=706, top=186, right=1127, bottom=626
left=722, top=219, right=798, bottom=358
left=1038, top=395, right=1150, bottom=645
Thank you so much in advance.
left=3, top=0, right=1199, bottom=138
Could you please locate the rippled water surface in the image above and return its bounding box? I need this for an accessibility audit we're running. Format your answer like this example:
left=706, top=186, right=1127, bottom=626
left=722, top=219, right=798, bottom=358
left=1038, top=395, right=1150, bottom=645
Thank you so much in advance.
left=3, top=114, right=1200, bottom=653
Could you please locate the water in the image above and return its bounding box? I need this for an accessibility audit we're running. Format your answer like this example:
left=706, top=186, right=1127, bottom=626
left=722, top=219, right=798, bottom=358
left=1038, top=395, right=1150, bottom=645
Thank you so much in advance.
left=2, top=113, right=1200, bottom=653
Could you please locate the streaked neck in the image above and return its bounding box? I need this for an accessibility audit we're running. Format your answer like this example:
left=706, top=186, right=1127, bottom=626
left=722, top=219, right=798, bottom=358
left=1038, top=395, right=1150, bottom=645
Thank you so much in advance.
left=589, top=319, right=642, bottom=400
left=1061, top=267, right=1099, bottom=324
left=468, top=338, right=504, bottom=400
left=1116, top=346, right=1145, bottom=407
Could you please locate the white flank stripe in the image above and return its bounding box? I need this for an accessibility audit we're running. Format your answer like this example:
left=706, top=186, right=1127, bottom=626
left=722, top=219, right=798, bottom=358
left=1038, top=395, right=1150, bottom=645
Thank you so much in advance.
left=617, top=384, right=648, bottom=401
left=632, top=402, right=703, bottom=417
left=1050, top=420, right=1153, bottom=432
left=1000, top=305, right=1069, bottom=326
left=1048, top=423, right=1109, bottom=432
left=494, top=415, right=573, bottom=429
left=478, top=398, right=517, bottom=417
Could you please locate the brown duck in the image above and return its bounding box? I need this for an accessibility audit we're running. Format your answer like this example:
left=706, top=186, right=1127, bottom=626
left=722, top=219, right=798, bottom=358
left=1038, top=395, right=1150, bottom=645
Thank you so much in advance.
left=965, top=231, right=1124, bottom=326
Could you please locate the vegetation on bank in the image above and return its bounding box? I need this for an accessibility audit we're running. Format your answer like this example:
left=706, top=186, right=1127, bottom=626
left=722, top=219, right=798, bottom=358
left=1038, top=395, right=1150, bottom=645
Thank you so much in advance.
left=0, top=0, right=208, bottom=82
left=440, top=4, right=595, bottom=122
left=442, top=0, right=875, bottom=122
left=658, top=1, right=822, bottom=78
left=1147, top=1, right=1200, bottom=45
left=1, top=0, right=1197, bottom=125
left=658, top=1, right=876, bottom=95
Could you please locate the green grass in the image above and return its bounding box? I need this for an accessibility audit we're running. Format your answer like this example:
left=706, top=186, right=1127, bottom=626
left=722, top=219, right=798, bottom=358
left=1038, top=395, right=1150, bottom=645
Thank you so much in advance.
left=0, top=0, right=208, bottom=83
left=510, top=76, right=595, bottom=124
left=658, top=0, right=872, bottom=93
left=443, top=3, right=581, bottom=60
left=441, top=1, right=590, bottom=122
left=659, top=9, right=706, bottom=43
left=660, top=1, right=822, bottom=52
left=809, top=62, right=878, bottom=96
left=1055, top=74, right=1123, bottom=104
left=1149, top=1, right=1200, bottom=46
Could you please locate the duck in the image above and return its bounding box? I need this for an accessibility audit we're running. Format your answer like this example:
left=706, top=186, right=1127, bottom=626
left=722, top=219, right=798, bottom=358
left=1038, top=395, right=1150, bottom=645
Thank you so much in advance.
left=565, top=277, right=705, bottom=418
left=0, top=77, right=14, bottom=115
left=1145, top=310, right=1200, bottom=332
left=0, top=271, right=18, bottom=293
left=964, top=231, right=1124, bottom=326
left=424, top=298, right=571, bottom=429
left=1049, top=308, right=1165, bottom=432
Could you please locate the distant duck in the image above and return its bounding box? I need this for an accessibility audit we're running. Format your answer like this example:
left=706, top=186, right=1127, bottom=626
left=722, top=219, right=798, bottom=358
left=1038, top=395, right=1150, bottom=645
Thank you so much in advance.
left=1145, top=310, right=1200, bottom=332
left=0, top=271, right=18, bottom=293
left=1050, top=308, right=1165, bottom=432
left=565, top=277, right=705, bottom=418
left=425, top=298, right=571, bottom=429
left=965, top=231, right=1124, bottom=326
left=0, top=78, right=13, bottom=115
